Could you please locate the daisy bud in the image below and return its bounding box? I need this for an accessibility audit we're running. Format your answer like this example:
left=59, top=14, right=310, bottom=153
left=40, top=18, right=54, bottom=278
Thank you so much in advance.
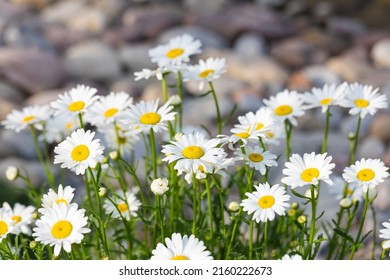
left=29, top=241, right=38, bottom=249
left=348, top=132, right=355, bottom=141
left=174, top=132, right=183, bottom=141
left=168, top=95, right=182, bottom=106
left=109, top=151, right=119, bottom=161
left=290, top=240, right=299, bottom=248
left=101, top=156, right=109, bottom=164
left=287, top=208, right=296, bottom=216
left=291, top=202, right=299, bottom=209
left=32, top=211, right=39, bottom=220
left=339, top=198, right=353, bottom=209
left=99, top=187, right=108, bottom=198
left=150, top=178, right=169, bottom=196
left=381, top=240, right=390, bottom=250
left=297, top=215, right=307, bottom=224
left=5, top=166, right=19, bottom=181
left=101, top=256, right=110, bottom=260
left=305, top=189, right=318, bottom=200
left=228, top=201, right=240, bottom=213
left=271, top=249, right=279, bottom=258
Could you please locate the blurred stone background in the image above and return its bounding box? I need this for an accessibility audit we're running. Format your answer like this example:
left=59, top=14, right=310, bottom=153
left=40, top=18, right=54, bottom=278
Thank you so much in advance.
left=1, top=0, right=390, bottom=259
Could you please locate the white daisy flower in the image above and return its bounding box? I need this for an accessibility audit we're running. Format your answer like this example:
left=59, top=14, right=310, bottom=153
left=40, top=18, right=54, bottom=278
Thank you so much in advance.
left=218, top=123, right=259, bottom=149
left=379, top=219, right=390, bottom=250
left=51, top=84, right=100, bottom=117
left=162, top=132, right=226, bottom=175
left=303, top=83, right=347, bottom=113
left=134, top=68, right=164, bottom=81
left=281, top=253, right=303, bottom=260
left=240, top=182, right=291, bottom=223
left=120, top=99, right=176, bottom=134
left=2, top=202, right=35, bottom=235
left=183, top=57, right=227, bottom=90
left=151, top=232, right=213, bottom=260
left=327, top=176, right=376, bottom=202
left=84, top=92, right=133, bottom=126
left=0, top=208, right=17, bottom=242
left=53, top=128, right=105, bottom=175
left=1, top=105, right=52, bottom=132
left=263, top=89, right=305, bottom=126
left=235, top=145, right=278, bottom=175
left=281, top=152, right=335, bottom=188
left=99, top=124, right=139, bottom=156
left=151, top=178, right=169, bottom=196
left=38, top=184, right=75, bottom=214
left=103, top=189, right=141, bottom=220
left=266, top=121, right=285, bottom=146
left=148, top=34, right=202, bottom=67
left=40, top=114, right=80, bottom=144
left=339, top=83, right=387, bottom=119
left=342, top=158, right=389, bottom=192
left=237, top=107, right=275, bottom=141
left=32, top=203, right=91, bottom=256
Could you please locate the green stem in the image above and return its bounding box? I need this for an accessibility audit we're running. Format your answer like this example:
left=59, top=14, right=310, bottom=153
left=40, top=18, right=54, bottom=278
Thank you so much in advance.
left=177, top=71, right=183, bottom=132
left=284, top=120, right=293, bottom=161
left=321, top=108, right=331, bottom=154
left=209, top=81, right=222, bottom=135
left=78, top=113, right=85, bottom=129
left=249, top=219, right=254, bottom=259
left=149, top=129, right=157, bottom=179
left=306, top=184, right=317, bottom=259
left=350, top=114, right=362, bottom=164
left=156, top=196, right=165, bottom=243
left=262, top=220, right=268, bottom=259
left=225, top=210, right=241, bottom=260
left=192, top=173, right=198, bottom=235
left=161, top=72, right=169, bottom=103
left=205, top=178, right=214, bottom=253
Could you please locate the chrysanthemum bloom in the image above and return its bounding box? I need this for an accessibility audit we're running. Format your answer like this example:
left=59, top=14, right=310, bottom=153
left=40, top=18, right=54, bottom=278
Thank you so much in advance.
left=32, top=203, right=90, bottom=256
left=379, top=219, right=390, bottom=251
left=148, top=34, right=202, bottom=67
left=51, top=84, right=100, bottom=117
left=263, top=89, right=305, bottom=126
left=339, top=82, right=387, bottom=119
left=40, top=114, right=79, bottom=144
left=235, top=145, right=277, bottom=175
left=241, top=182, right=291, bottom=223
left=120, top=99, right=176, bottom=134
left=162, top=132, right=226, bottom=175
left=183, top=57, right=227, bottom=90
left=84, top=92, right=133, bottom=126
left=151, top=232, right=213, bottom=260
left=38, top=184, right=75, bottom=214
left=2, top=202, right=35, bottom=235
left=342, top=158, right=389, bottom=192
left=1, top=105, right=52, bottom=132
left=303, top=83, right=347, bottom=113
left=282, top=152, right=335, bottom=188
left=53, top=128, right=105, bottom=175
left=151, top=178, right=169, bottom=196
left=0, top=208, right=16, bottom=242
left=103, top=189, right=141, bottom=220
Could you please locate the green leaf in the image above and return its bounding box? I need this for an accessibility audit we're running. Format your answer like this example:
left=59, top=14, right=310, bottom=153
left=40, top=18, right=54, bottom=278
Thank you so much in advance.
left=334, top=228, right=354, bottom=243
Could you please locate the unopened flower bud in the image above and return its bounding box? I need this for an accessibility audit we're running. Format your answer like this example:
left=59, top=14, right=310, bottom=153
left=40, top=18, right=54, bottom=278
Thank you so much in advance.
left=290, top=240, right=299, bottom=248
left=339, top=198, right=353, bottom=209
left=287, top=208, right=296, bottom=216
left=101, top=156, right=109, bottom=164
left=168, top=95, right=182, bottom=106
left=5, top=166, right=19, bottom=181
left=228, top=201, right=240, bottom=213
left=174, top=132, right=183, bottom=142
left=109, top=151, right=119, bottom=161
left=99, top=187, right=108, bottom=198
left=29, top=241, right=38, bottom=249
left=348, top=132, right=355, bottom=141
left=32, top=211, right=39, bottom=220
left=297, top=215, right=307, bottom=224
left=291, top=202, right=299, bottom=209
left=305, top=189, right=318, bottom=200
left=381, top=240, right=390, bottom=250
left=151, top=178, right=169, bottom=196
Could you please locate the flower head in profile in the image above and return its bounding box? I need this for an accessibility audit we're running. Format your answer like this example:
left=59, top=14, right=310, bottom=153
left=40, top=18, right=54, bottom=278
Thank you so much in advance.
left=38, top=184, right=75, bottom=214
left=241, top=182, right=290, bottom=223
left=303, top=83, right=347, bottom=113
left=151, top=232, right=213, bottom=260
left=183, top=57, right=227, bottom=90
left=0, top=208, right=17, bottom=242
left=99, top=123, right=139, bottom=156
left=282, top=152, right=335, bottom=188
left=379, top=219, right=390, bottom=252
left=121, top=99, right=176, bottom=134
left=40, top=114, right=80, bottom=144
left=51, top=84, right=99, bottom=117
left=342, top=158, right=389, bottom=192
left=263, top=90, right=305, bottom=126
left=54, top=129, right=105, bottom=175
left=134, top=68, right=164, bottom=81
left=84, top=92, right=133, bottom=126
left=103, top=188, right=141, bottom=220
left=162, top=132, right=226, bottom=175
left=281, top=253, right=303, bottom=260
left=148, top=34, right=202, bottom=67
left=235, top=145, right=278, bottom=175
left=1, top=105, right=52, bottom=132
left=339, top=83, right=387, bottom=119
left=2, top=202, right=35, bottom=235
left=32, top=203, right=90, bottom=256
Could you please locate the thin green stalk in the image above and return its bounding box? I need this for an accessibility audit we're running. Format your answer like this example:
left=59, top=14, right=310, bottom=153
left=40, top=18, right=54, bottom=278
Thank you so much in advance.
left=370, top=202, right=377, bottom=259
left=349, top=114, right=362, bottom=165
left=209, top=81, right=222, bottom=135
left=225, top=209, right=241, bottom=260
left=149, top=129, right=157, bottom=179
left=284, top=120, right=293, bottom=161
left=205, top=178, right=214, bottom=253
left=177, top=71, right=183, bottom=131
left=380, top=249, right=387, bottom=260
left=78, top=113, right=85, bottom=129
left=161, top=72, right=169, bottom=102
left=191, top=173, right=198, bottom=235
left=249, top=219, right=254, bottom=259
left=321, top=108, right=331, bottom=154
left=156, top=196, right=165, bottom=243
left=306, top=184, right=318, bottom=259
left=262, top=220, right=268, bottom=259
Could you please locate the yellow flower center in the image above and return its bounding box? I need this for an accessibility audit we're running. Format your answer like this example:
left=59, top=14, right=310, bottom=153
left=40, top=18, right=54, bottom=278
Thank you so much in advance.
left=182, top=146, right=205, bottom=159
left=258, top=195, right=275, bottom=209
left=166, top=48, right=184, bottom=59
left=356, top=168, right=375, bottom=182
left=354, top=99, right=369, bottom=108
left=11, top=215, right=22, bottom=224
left=56, top=199, right=69, bottom=205
left=266, top=132, right=274, bottom=139
left=139, top=112, right=161, bottom=125
left=118, top=136, right=127, bottom=144
left=68, top=101, right=85, bottom=112
left=346, top=188, right=354, bottom=196
left=255, top=123, right=264, bottom=131
left=104, top=108, right=118, bottom=118
left=248, top=153, right=264, bottom=162
left=198, top=69, right=215, bottom=78
left=65, top=122, right=73, bottom=129
left=301, top=168, right=320, bottom=182
left=22, top=115, right=35, bottom=123
left=0, top=221, right=8, bottom=235
left=198, top=165, right=206, bottom=173
left=320, top=98, right=332, bottom=105
left=274, top=105, right=293, bottom=116
left=234, top=132, right=250, bottom=139
left=171, top=255, right=189, bottom=260
left=117, top=203, right=129, bottom=213
left=51, top=220, right=73, bottom=239
left=71, top=144, right=90, bottom=162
